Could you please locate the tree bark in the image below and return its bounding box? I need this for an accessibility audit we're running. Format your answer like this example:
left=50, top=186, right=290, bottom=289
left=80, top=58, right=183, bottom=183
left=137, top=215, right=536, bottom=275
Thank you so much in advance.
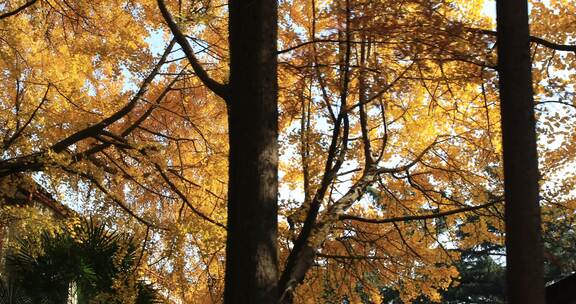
left=224, top=0, right=279, bottom=303
left=496, top=1, right=545, bottom=303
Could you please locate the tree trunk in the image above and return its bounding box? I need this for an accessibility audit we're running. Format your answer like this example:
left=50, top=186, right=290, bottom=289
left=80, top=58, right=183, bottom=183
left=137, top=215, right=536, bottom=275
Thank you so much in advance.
left=496, top=1, right=545, bottom=303
left=224, top=1, right=279, bottom=303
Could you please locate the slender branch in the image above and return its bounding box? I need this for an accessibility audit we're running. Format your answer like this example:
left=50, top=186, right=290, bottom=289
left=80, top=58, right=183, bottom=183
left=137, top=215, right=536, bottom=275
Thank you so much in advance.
left=535, top=99, right=576, bottom=110
left=155, top=163, right=226, bottom=229
left=157, top=0, right=229, bottom=100
left=72, top=64, right=182, bottom=162
left=277, top=39, right=398, bottom=54
left=376, top=138, right=439, bottom=174
left=530, top=36, right=576, bottom=52
left=393, top=222, right=424, bottom=260
left=0, top=0, right=39, bottom=20
left=4, top=85, right=49, bottom=149
left=340, top=200, right=502, bottom=223
left=135, top=225, right=151, bottom=269
left=279, top=2, right=353, bottom=300
left=470, top=28, right=576, bottom=53
left=0, top=42, right=175, bottom=177
left=61, top=166, right=161, bottom=229
left=358, top=35, right=374, bottom=166
left=316, top=253, right=388, bottom=260
left=51, top=40, right=175, bottom=153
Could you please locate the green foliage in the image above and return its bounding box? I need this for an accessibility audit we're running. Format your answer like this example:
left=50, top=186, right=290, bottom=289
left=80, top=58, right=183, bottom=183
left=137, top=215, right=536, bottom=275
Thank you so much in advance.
left=5, top=219, right=163, bottom=304
left=440, top=249, right=506, bottom=304
left=0, top=275, right=31, bottom=304
left=542, top=214, right=576, bottom=282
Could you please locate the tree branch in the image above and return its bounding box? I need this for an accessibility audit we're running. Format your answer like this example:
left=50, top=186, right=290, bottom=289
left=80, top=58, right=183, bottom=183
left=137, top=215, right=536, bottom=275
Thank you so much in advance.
left=3, top=84, right=49, bottom=150
left=470, top=28, right=576, bottom=53
left=60, top=166, right=162, bottom=229
left=157, top=0, right=229, bottom=100
left=155, top=163, right=226, bottom=229
left=51, top=40, right=175, bottom=153
left=279, top=4, right=354, bottom=299
left=340, top=199, right=502, bottom=224
left=0, top=0, right=38, bottom=20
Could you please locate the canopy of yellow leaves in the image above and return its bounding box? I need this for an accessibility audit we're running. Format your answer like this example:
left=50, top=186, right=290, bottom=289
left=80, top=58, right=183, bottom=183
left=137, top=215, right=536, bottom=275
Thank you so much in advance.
left=0, top=0, right=575, bottom=303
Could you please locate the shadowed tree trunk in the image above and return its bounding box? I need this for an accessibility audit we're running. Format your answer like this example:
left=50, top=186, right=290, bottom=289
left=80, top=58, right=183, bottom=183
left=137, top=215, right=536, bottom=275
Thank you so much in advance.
left=158, top=0, right=279, bottom=301
left=496, top=1, right=545, bottom=303
left=224, top=0, right=279, bottom=303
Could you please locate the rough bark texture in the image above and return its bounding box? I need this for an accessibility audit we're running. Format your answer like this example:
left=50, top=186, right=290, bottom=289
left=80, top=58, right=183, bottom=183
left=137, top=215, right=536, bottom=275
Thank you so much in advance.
left=224, top=1, right=279, bottom=303
left=496, top=1, right=545, bottom=303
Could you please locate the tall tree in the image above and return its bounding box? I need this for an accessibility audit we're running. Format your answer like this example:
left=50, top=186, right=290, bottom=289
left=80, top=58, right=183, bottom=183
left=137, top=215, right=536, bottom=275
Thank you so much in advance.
left=156, top=0, right=279, bottom=302
left=225, top=1, right=279, bottom=302
left=496, top=0, right=545, bottom=303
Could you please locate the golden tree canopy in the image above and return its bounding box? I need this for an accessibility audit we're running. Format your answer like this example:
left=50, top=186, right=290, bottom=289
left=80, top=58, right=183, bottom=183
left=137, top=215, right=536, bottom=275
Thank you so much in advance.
left=0, top=0, right=575, bottom=302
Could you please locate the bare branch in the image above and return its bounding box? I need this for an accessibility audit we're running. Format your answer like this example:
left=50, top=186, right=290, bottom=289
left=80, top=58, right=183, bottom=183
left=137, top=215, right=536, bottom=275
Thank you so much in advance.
left=157, top=0, right=229, bottom=99
left=0, top=0, right=39, bottom=20
left=469, top=28, right=576, bottom=53
left=340, top=200, right=502, bottom=223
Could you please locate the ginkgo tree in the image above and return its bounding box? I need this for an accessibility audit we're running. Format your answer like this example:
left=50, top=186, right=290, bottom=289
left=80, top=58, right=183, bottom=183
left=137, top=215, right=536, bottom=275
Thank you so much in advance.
left=1, top=0, right=575, bottom=303
left=0, top=0, right=229, bottom=301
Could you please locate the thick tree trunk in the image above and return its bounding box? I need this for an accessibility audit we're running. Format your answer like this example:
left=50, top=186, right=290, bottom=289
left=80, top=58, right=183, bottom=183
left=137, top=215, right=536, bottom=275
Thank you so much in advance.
left=224, top=1, right=279, bottom=303
left=496, top=1, right=545, bottom=303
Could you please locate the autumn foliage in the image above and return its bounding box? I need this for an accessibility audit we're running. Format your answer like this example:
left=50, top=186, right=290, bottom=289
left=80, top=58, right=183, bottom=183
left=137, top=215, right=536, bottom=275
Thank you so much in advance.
left=0, top=0, right=575, bottom=303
